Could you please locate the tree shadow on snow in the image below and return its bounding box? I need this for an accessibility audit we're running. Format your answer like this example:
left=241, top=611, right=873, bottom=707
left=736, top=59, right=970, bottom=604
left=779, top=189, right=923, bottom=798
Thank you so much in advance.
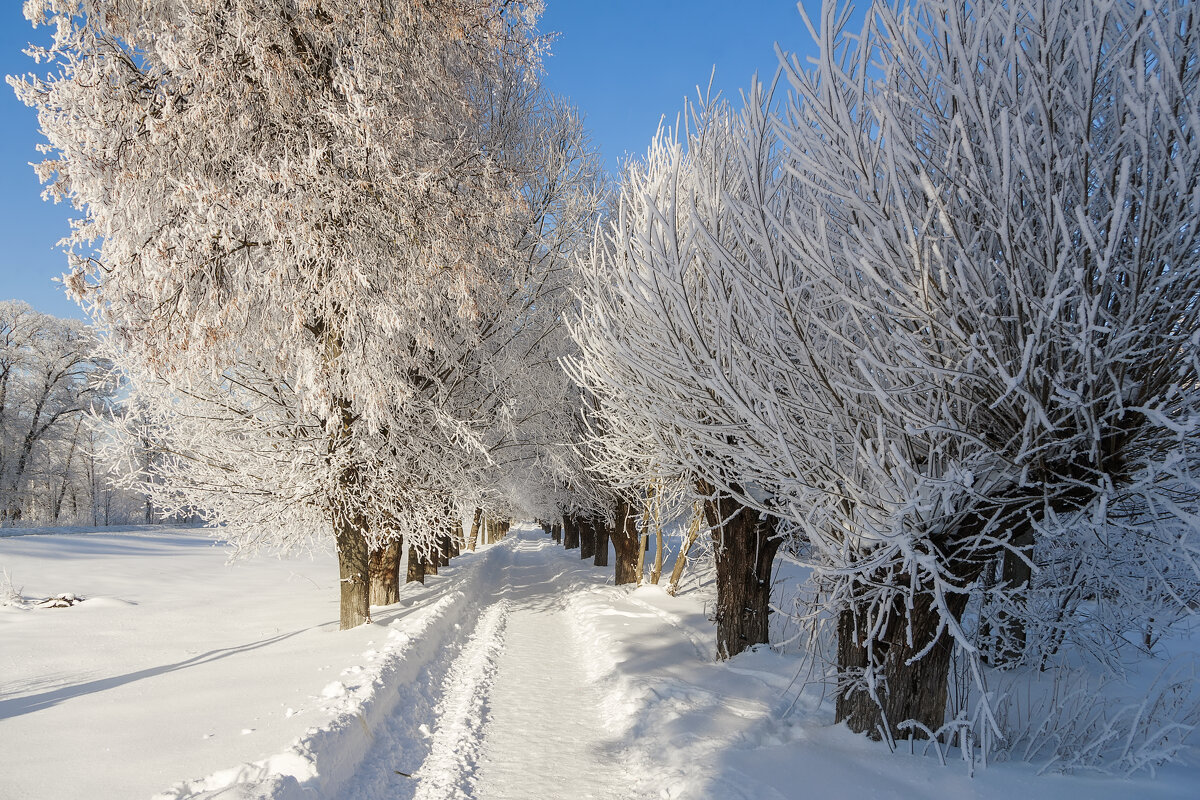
left=0, top=626, right=315, bottom=719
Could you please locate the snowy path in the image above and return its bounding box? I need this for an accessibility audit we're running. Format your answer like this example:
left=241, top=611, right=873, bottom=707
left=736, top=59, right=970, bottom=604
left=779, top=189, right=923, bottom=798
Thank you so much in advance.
left=471, top=552, right=629, bottom=800
left=353, top=536, right=636, bottom=800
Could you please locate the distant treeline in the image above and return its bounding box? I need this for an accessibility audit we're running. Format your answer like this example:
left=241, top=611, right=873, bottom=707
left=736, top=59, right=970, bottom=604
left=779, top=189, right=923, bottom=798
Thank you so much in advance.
left=0, top=300, right=152, bottom=527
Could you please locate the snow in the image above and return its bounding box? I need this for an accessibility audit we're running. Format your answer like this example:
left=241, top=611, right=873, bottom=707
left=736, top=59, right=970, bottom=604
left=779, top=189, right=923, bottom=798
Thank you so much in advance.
left=2, top=524, right=1197, bottom=799
left=470, top=576, right=628, bottom=799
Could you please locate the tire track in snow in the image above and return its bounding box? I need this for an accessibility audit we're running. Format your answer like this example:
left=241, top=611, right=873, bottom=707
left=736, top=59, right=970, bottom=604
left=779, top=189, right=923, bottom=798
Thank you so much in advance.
left=411, top=600, right=510, bottom=800
left=313, top=543, right=517, bottom=800
left=473, top=541, right=638, bottom=800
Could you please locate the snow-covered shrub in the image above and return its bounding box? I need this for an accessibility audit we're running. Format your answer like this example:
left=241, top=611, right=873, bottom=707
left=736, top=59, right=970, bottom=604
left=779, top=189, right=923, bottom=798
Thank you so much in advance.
left=764, top=0, right=1200, bottom=741
left=984, top=511, right=1200, bottom=673
left=946, top=656, right=1200, bottom=777
left=1, top=566, right=26, bottom=608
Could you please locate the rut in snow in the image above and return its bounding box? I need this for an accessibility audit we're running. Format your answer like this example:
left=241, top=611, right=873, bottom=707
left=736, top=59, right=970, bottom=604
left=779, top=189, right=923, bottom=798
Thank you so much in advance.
left=349, top=535, right=637, bottom=800
left=471, top=556, right=629, bottom=800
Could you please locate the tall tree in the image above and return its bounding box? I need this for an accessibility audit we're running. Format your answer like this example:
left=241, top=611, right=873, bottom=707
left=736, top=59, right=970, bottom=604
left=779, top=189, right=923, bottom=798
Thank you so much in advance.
left=0, top=301, right=111, bottom=524
left=572, top=0, right=1200, bottom=741
left=776, top=0, right=1200, bottom=739
left=13, top=0, right=546, bottom=627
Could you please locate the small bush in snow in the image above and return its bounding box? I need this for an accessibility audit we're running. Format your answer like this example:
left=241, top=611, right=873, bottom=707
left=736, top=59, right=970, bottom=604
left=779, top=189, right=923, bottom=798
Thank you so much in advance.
left=1, top=566, right=26, bottom=608
left=948, top=657, right=1200, bottom=777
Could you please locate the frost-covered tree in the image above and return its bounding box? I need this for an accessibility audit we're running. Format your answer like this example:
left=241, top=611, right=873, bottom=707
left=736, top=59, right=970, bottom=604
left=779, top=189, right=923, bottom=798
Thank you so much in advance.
left=774, top=0, right=1200, bottom=740
left=570, top=96, right=793, bottom=655
left=438, top=88, right=605, bottom=539
left=573, top=0, right=1200, bottom=743
left=0, top=301, right=112, bottom=525
left=12, top=0, right=547, bottom=627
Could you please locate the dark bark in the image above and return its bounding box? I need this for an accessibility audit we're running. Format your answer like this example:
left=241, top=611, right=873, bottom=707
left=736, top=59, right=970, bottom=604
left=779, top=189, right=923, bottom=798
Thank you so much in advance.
left=369, top=538, right=403, bottom=606
left=836, top=590, right=968, bottom=742
left=579, top=515, right=596, bottom=560
left=334, top=510, right=371, bottom=630
left=552, top=523, right=561, bottom=544
left=444, top=503, right=462, bottom=558
left=700, top=491, right=782, bottom=662
left=468, top=507, right=482, bottom=551
left=612, top=499, right=640, bottom=585
left=700, top=482, right=781, bottom=659
left=563, top=515, right=580, bottom=549
left=592, top=517, right=609, bottom=567
left=406, top=544, right=425, bottom=584
left=981, top=529, right=1034, bottom=667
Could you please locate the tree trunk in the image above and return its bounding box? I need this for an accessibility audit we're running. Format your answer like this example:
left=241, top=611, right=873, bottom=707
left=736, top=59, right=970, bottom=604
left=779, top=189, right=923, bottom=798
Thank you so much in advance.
left=667, top=507, right=702, bottom=596
left=552, top=522, right=561, bottom=544
left=639, top=482, right=662, bottom=584
left=444, top=502, right=463, bottom=558
left=612, top=498, right=640, bottom=585
left=334, top=510, right=371, bottom=630
left=406, top=544, right=425, bottom=584
left=369, top=538, right=403, bottom=606
left=592, top=517, right=609, bottom=567
left=650, top=524, right=665, bottom=584
left=981, top=529, right=1034, bottom=667
left=424, top=537, right=439, bottom=575
left=701, top=483, right=781, bottom=659
left=563, top=515, right=580, bottom=549
left=52, top=417, right=83, bottom=522
left=322, top=335, right=369, bottom=629
left=468, top=507, right=482, bottom=551
left=579, top=515, right=596, bottom=560
left=5, top=391, right=51, bottom=522
left=635, top=531, right=647, bottom=584
left=836, top=590, right=967, bottom=742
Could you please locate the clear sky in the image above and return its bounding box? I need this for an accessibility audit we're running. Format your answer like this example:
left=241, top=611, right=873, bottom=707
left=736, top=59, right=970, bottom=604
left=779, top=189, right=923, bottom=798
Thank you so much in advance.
left=0, top=1, right=820, bottom=320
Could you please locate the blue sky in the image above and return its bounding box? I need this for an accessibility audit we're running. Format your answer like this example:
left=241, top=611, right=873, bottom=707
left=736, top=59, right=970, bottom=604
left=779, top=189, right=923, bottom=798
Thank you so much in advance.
left=0, top=1, right=818, bottom=320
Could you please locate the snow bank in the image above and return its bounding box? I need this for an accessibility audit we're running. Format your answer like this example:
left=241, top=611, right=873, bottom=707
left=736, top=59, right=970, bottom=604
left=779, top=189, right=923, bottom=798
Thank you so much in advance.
left=155, top=543, right=516, bottom=800
left=5, top=526, right=1196, bottom=800
left=560, top=550, right=1199, bottom=800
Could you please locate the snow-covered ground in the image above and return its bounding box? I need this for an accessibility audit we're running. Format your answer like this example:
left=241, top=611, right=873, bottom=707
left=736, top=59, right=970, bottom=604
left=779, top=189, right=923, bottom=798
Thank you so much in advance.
left=1, top=524, right=1196, bottom=799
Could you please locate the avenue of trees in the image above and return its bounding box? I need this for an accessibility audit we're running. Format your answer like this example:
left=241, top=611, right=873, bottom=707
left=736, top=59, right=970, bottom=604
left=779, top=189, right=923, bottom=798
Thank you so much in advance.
left=572, top=0, right=1200, bottom=751
left=13, top=0, right=1199, bottom=771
